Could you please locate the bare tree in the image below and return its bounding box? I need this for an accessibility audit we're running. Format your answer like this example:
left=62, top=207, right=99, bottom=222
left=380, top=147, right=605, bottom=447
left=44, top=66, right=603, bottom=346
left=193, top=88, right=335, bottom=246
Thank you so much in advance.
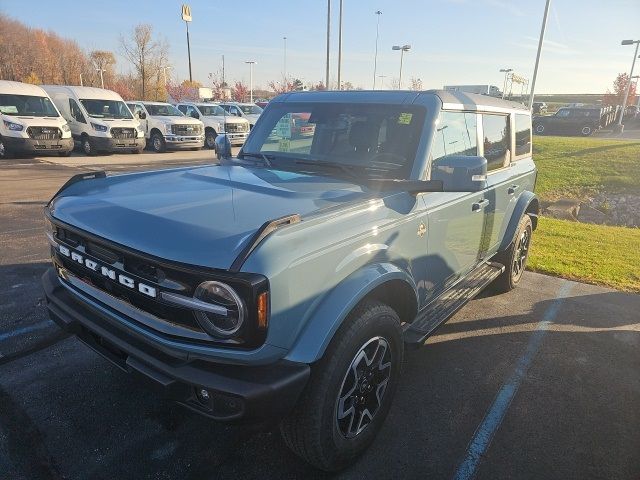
left=119, top=24, right=168, bottom=99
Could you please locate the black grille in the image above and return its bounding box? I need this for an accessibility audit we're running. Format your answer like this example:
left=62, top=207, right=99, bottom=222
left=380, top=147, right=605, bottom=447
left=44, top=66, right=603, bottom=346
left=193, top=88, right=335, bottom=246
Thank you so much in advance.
left=225, top=122, right=248, bottom=133
left=172, top=124, right=202, bottom=135
left=110, top=127, right=136, bottom=139
left=26, top=126, right=62, bottom=140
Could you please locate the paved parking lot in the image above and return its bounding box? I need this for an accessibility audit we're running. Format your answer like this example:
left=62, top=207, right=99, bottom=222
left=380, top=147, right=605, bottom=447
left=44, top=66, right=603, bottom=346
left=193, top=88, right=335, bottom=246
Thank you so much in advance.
left=1, top=151, right=639, bottom=479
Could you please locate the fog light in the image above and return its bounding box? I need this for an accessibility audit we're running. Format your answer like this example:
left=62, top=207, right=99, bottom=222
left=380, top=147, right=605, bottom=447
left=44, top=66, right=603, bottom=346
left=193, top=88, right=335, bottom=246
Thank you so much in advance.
left=196, top=388, right=210, bottom=403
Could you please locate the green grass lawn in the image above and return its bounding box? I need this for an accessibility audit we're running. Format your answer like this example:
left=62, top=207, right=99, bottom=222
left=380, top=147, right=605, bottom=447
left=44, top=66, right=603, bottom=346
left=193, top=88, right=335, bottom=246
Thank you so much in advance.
left=527, top=136, right=640, bottom=292
left=528, top=217, right=640, bottom=292
left=533, top=136, right=640, bottom=202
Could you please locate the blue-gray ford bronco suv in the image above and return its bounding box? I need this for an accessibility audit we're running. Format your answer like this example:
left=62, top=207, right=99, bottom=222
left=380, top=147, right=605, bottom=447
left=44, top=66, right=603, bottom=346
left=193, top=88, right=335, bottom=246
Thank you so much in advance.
left=42, top=90, right=538, bottom=471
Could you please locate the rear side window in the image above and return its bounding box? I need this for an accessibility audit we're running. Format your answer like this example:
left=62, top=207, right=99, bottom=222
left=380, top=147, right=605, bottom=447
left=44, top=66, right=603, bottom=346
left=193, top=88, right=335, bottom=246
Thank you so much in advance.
left=482, top=114, right=510, bottom=171
left=430, top=111, right=478, bottom=161
left=514, top=114, right=531, bottom=157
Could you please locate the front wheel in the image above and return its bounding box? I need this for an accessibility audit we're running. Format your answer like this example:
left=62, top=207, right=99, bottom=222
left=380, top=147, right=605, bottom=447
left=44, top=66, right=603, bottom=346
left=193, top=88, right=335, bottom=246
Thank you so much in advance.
left=580, top=125, right=593, bottom=136
left=151, top=132, right=166, bottom=153
left=534, top=123, right=545, bottom=135
left=81, top=136, right=97, bottom=156
left=280, top=300, right=403, bottom=471
left=0, top=137, right=10, bottom=159
left=490, top=214, right=533, bottom=294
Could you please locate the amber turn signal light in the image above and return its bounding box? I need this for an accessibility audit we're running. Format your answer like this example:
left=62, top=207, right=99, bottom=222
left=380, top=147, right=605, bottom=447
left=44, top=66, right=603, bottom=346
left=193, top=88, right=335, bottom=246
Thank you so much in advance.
left=257, top=292, right=269, bottom=329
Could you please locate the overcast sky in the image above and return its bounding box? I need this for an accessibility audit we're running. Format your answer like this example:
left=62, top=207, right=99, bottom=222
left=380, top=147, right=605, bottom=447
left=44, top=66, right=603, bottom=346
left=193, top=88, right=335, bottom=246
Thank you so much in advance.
left=2, top=0, right=639, bottom=93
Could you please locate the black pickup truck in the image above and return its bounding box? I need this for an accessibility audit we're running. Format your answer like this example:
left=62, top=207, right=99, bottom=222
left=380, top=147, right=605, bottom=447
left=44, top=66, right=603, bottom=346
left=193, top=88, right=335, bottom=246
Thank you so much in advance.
left=533, top=106, right=616, bottom=136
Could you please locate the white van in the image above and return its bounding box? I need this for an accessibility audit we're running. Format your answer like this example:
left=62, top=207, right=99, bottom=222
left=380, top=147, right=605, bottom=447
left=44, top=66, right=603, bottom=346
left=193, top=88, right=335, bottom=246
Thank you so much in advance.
left=0, top=80, right=73, bottom=158
left=126, top=101, right=204, bottom=153
left=43, top=85, right=145, bottom=155
left=175, top=102, right=249, bottom=149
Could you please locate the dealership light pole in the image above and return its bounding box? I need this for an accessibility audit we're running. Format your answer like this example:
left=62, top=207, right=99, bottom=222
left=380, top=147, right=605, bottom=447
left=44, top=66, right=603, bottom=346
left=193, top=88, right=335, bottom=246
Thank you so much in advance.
left=337, top=0, right=343, bottom=89
left=246, top=61, right=257, bottom=103
left=499, top=68, right=512, bottom=99
left=181, top=4, right=193, bottom=82
left=528, top=0, right=550, bottom=110
left=283, top=37, right=287, bottom=80
left=392, top=44, right=411, bottom=89
left=372, top=10, right=382, bottom=89
left=615, top=40, right=640, bottom=133
left=325, top=0, right=331, bottom=89
left=96, top=68, right=105, bottom=88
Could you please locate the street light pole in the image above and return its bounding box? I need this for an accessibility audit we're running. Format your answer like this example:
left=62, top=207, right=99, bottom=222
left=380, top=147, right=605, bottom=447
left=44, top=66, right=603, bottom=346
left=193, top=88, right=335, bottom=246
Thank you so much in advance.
left=181, top=4, right=193, bottom=83
left=616, top=40, right=640, bottom=132
left=337, top=0, right=343, bottom=90
left=325, top=0, right=331, bottom=89
left=528, top=0, right=551, bottom=110
left=96, top=68, right=105, bottom=89
left=245, top=61, right=257, bottom=103
left=373, top=10, right=382, bottom=90
left=499, top=68, right=512, bottom=99
left=392, top=45, right=411, bottom=89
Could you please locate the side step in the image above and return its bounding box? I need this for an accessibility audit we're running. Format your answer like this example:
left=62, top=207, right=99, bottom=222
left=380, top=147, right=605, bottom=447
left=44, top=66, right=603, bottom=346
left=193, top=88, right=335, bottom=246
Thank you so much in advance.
left=403, top=261, right=505, bottom=345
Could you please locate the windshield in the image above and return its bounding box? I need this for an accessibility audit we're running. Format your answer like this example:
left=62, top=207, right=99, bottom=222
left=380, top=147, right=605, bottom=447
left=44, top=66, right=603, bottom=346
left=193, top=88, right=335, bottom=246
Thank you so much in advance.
left=80, top=99, right=133, bottom=119
left=144, top=103, right=184, bottom=116
left=240, top=104, right=263, bottom=115
left=198, top=104, right=226, bottom=116
left=0, top=94, right=59, bottom=117
left=243, top=102, right=426, bottom=180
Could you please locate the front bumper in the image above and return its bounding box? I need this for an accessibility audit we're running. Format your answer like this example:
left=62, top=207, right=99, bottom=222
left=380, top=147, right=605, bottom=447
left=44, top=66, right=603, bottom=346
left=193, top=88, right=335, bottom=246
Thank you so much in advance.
left=3, top=136, right=73, bottom=155
left=223, top=132, right=248, bottom=145
left=91, top=135, right=146, bottom=152
left=42, top=267, right=309, bottom=422
left=164, top=134, right=204, bottom=149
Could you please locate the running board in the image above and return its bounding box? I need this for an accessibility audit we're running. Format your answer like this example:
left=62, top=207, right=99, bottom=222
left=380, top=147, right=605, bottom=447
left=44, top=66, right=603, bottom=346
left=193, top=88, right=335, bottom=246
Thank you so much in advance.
left=403, top=261, right=505, bottom=345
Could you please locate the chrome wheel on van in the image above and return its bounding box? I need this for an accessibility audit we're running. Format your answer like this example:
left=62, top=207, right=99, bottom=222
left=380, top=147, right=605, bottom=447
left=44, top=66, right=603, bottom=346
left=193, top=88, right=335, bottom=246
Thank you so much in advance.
left=0, top=138, right=5, bottom=158
left=335, top=336, right=392, bottom=438
left=82, top=137, right=92, bottom=155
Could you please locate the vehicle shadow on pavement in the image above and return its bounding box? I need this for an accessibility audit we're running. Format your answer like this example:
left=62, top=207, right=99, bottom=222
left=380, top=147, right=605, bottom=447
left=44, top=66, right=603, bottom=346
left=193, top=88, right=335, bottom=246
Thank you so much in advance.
left=0, top=270, right=638, bottom=479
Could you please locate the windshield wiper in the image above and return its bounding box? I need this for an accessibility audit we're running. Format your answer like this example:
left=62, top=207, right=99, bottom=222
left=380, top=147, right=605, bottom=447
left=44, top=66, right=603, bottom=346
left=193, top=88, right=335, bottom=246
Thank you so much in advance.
left=240, top=151, right=274, bottom=167
left=293, top=159, right=363, bottom=181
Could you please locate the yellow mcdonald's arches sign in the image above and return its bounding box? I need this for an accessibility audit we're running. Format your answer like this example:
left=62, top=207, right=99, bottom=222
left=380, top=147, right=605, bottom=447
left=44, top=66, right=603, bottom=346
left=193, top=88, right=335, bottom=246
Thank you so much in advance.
left=181, top=4, right=192, bottom=22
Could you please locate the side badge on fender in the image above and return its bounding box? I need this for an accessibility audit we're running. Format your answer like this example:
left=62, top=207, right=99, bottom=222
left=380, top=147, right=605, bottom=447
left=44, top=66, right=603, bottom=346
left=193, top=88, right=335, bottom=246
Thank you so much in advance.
left=417, top=222, right=426, bottom=237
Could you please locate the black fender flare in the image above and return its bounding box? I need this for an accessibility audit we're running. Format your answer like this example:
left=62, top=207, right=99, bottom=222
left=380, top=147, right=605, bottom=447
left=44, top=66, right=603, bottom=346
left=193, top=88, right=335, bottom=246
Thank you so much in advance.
left=498, top=191, right=539, bottom=252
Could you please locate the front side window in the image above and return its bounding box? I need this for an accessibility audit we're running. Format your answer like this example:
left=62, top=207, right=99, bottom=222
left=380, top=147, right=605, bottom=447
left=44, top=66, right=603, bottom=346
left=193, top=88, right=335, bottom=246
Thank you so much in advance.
left=430, top=111, right=477, bottom=162
left=240, top=104, right=263, bottom=115
left=514, top=114, right=531, bottom=157
left=144, top=103, right=183, bottom=116
left=556, top=109, right=571, bottom=117
left=482, top=114, right=510, bottom=171
left=243, top=102, right=426, bottom=180
left=0, top=94, right=59, bottom=117
left=79, top=99, right=133, bottom=119
left=69, top=99, right=86, bottom=123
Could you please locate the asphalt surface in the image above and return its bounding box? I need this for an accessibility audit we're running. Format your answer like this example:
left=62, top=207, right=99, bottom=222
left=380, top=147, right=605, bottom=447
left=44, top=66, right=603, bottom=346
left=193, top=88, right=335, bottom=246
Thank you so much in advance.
left=1, top=149, right=639, bottom=480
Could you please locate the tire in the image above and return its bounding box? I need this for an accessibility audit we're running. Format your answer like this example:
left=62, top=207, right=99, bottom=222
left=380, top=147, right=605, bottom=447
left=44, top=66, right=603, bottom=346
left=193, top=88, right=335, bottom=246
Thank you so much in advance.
left=151, top=132, right=166, bottom=153
left=205, top=129, right=217, bottom=149
left=81, top=136, right=97, bottom=156
left=534, top=123, right=545, bottom=135
left=280, top=300, right=403, bottom=471
left=580, top=125, right=593, bottom=137
left=0, top=136, right=10, bottom=159
left=490, top=214, right=533, bottom=294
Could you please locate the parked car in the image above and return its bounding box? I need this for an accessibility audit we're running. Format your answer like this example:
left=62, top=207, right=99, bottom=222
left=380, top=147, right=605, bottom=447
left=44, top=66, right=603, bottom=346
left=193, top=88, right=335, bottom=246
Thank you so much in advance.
left=533, top=106, right=614, bottom=136
left=42, top=90, right=538, bottom=471
left=43, top=85, right=145, bottom=155
left=218, top=102, right=264, bottom=129
left=126, top=101, right=204, bottom=153
left=175, top=102, right=249, bottom=148
left=532, top=102, right=547, bottom=114
left=0, top=80, right=73, bottom=158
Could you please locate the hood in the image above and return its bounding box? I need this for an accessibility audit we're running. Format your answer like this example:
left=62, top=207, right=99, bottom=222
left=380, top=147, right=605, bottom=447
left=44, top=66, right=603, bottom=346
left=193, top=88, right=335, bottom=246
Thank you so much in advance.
left=50, top=165, right=367, bottom=270
left=2, top=113, right=66, bottom=126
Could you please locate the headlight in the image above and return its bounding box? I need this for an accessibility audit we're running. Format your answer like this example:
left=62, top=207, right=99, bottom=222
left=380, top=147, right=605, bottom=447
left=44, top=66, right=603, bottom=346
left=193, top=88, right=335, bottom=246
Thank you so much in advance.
left=217, top=123, right=224, bottom=133
left=136, top=126, right=145, bottom=137
left=90, top=122, right=108, bottom=132
left=3, top=120, right=24, bottom=131
left=193, top=281, right=246, bottom=337
left=61, top=123, right=71, bottom=132
left=164, top=124, right=173, bottom=135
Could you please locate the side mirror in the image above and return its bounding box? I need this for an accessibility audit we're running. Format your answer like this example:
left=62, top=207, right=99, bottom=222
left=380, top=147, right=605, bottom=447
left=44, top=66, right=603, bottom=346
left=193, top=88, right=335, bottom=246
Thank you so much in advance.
left=138, top=111, right=146, bottom=120
left=431, top=155, right=487, bottom=192
left=191, top=111, right=200, bottom=119
left=215, top=134, right=232, bottom=160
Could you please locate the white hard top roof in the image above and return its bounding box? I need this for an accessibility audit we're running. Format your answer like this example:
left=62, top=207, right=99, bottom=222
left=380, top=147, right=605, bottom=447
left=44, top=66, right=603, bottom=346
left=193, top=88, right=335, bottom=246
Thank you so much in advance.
left=42, top=85, right=124, bottom=101
left=0, top=80, right=49, bottom=97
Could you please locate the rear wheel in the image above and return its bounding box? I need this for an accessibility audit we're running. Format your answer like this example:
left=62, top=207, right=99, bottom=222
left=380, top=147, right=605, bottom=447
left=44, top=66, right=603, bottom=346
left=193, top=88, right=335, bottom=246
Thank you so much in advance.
left=205, top=129, right=217, bottom=149
left=151, top=132, right=166, bottom=153
left=490, top=214, right=533, bottom=294
left=534, top=123, right=545, bottom=135
left=580, top=125, right=593, bottom=136
left=280, top=300, right=403, bottom=471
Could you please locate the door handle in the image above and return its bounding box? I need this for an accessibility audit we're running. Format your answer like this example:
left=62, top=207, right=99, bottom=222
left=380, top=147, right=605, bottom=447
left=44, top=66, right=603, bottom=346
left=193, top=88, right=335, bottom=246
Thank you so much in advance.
left=472, top=199, right=490, bottom=212
left=507, top=184, right=519, bottom=195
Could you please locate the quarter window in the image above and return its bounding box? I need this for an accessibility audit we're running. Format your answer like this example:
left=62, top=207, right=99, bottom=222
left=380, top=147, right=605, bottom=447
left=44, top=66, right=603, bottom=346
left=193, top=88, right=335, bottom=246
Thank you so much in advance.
left=482, top=114, right=510, bottom=171
left=430, top=111, right=477, bottom=161
left=514, top=114, right=531, bottom=157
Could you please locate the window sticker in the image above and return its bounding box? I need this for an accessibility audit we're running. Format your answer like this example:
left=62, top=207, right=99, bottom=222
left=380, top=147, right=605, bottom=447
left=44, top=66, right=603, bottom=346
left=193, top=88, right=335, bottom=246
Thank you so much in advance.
left=275, top=113, right=292, bottom=138
left=278, top=138, right=291, bottom=152
left=398, top=112, right=413, bottom=124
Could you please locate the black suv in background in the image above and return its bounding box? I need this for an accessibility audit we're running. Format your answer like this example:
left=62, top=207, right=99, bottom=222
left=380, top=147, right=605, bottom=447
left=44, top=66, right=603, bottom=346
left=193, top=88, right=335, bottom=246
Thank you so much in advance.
left=533, top=106, right=616, bottom=136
